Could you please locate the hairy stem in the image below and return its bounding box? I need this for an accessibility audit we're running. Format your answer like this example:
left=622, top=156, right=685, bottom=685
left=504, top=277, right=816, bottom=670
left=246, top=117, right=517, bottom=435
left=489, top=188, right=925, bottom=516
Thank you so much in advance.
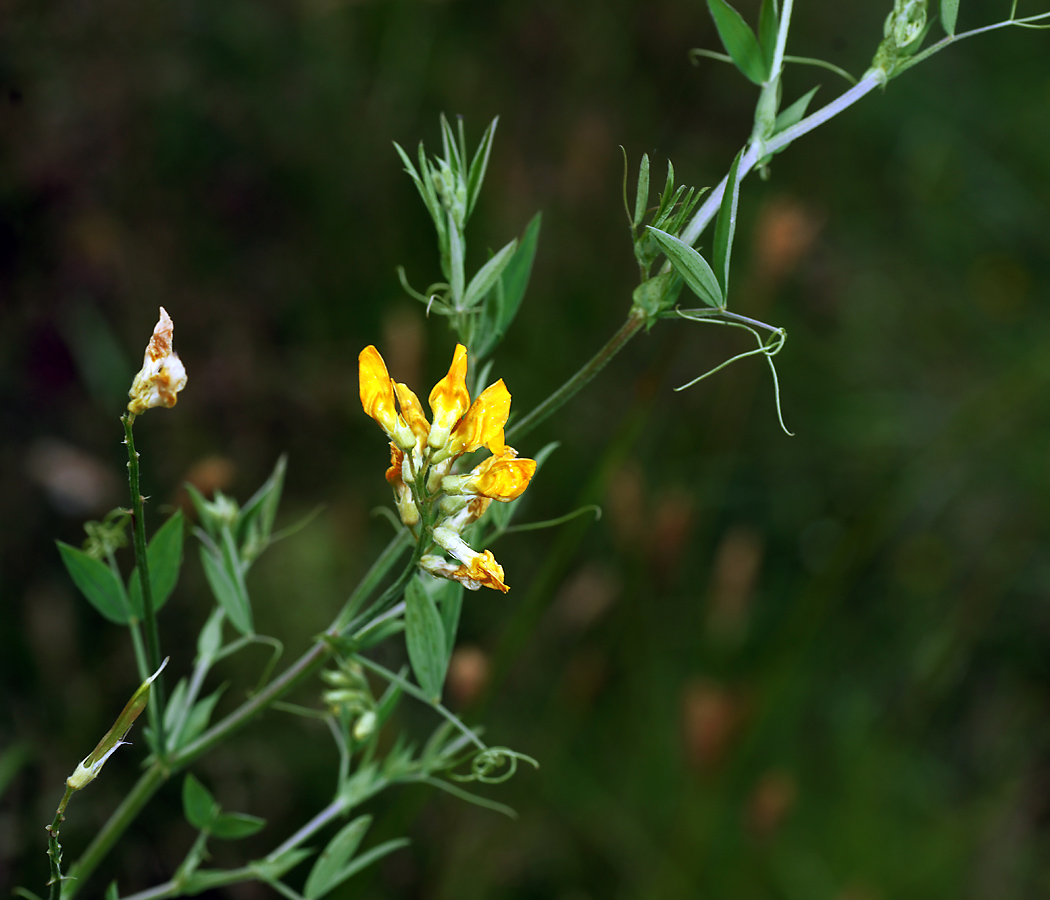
left=121, top=414, right=166, bottom=755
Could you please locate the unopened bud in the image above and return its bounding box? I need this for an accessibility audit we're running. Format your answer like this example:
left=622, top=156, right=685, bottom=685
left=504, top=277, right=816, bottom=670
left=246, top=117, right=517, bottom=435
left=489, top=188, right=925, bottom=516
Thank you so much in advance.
left=66, top=659, right=168, bottom=792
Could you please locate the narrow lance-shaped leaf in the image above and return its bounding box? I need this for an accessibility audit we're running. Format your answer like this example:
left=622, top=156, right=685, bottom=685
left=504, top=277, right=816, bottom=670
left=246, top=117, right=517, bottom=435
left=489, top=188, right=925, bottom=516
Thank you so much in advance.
left=199, top=545, right=253, bottom=636
left=494, top=211, right=541, bottom=341
left=57, top=542, right=130, bottom=625
left=439, top=113, right=463, bottom=177
left=940, top=0, right=959, bottom=36
left=462, top=237, right=518, bottom=309
left=712, top=149, right=744, bottom=301
left=466, top=117, right=498, bottom=219
left=707, top=0, right=767, bottom=85
left=435, top=579, right=463, bottom=661
left=304, top=815, right=372, bottom=900
left=404, top=577, right=448, bottom=702
left=646, top=227, right=723, bottom=309
left=633, top=153, right=650, bottom=228
left=238, top=455, right=287, bottom=546
left=758, top=0, right=779, bottom=74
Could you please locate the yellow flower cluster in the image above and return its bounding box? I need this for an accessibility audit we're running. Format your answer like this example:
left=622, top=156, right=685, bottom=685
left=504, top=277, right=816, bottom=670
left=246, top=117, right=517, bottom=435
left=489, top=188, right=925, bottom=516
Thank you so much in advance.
left=359, top=344, right=535, bottom=592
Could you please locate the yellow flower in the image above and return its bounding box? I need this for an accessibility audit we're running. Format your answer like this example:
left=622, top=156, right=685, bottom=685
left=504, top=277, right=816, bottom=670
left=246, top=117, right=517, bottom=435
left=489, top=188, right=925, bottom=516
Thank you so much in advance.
left=358, top=342, right=535, bottom=592
left=359, top=346, right=416, bottom=450
left=127, top=308, right=187, bottom=415
left=443, top=448, right=536, bottom=501
left=427, top=344, right=471, bottom=450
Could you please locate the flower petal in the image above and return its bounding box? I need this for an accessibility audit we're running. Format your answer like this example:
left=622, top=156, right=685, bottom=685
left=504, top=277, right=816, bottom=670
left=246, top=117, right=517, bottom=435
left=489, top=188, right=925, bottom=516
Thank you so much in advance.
left=467, top=453, right=536, bottom=501
left=360, top=346, right=414, bottom=449
left=427, top=344, right=471, bottom=450
left=393, top=381, right=430, bottom=441
left=127, top=308, right=187, bottom=414
left=446, top=379, right=511, bottom=458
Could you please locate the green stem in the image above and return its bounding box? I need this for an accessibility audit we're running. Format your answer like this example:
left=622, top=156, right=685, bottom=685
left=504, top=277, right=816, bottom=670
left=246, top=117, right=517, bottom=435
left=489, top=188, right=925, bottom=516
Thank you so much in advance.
left=121, top=414, right=166, bottom=755
left=62, top=766, right=166, bottom=899
left=507, top=311, right=646, bottom=443
left=61, top=531, right=411, bottom=899
left=266, top=798, right=347, bottom=861
left=47, top=787, right=73, bottom=900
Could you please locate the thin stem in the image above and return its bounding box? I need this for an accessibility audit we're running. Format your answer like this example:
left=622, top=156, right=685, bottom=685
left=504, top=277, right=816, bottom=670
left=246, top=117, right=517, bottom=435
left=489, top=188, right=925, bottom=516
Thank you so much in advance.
left=507, top=311, right=646, bottom=442
left=121, top=414, right=166, bottom=755
left=62, top=528, right=413, bottom=897
left=770, top=0, right=793, bottom=78
left=266, top=798, right=347, bottom=861
left=678, top=72, right=882, bottom=248
left=62, top=765, right=167, bottom=899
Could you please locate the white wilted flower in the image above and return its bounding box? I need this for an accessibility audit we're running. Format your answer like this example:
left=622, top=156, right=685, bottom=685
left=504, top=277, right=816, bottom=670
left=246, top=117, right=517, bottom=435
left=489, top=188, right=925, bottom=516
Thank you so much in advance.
left=127, top=307, right=187, bottom=415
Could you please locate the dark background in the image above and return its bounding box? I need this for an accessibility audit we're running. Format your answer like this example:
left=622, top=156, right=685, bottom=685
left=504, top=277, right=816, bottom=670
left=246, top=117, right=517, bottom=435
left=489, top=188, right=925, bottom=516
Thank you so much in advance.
left=3, top=1, right=1050, bottom=897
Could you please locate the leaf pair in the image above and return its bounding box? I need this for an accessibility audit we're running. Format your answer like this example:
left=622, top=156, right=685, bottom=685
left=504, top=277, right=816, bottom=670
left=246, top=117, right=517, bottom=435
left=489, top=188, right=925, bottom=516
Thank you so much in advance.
left=183, top=773, right=265, bottom=839
left=57, top=510, right=184, bottom=626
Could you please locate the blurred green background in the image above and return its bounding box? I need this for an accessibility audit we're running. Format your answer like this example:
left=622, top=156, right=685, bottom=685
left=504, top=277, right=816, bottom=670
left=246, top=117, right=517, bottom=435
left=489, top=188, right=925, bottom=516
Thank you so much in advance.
left=3, top=1, right=1050, bottom=897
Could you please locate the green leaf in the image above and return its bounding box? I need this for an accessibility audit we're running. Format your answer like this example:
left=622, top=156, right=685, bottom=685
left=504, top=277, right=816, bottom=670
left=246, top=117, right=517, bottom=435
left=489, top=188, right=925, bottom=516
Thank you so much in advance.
left=308, top=838, right=410, bottom=898
left=758, top=0, right=779, bottom=73
left=350, top=616, right=405, bottom=652
left=57, top=541, right=129, bottom=624
left=633, top=153, right=650, bottom=227
left=404, top=577, right=448, bottom=702
left=495, top=212, right=541, bottom=339
left=712, top=149, right=744, bottom=300
left=196, top=606, right=225, bottom=662
left=303, top=815, right=373, bottom=900
left=439, top=113, right=463, bottom=176
left=163, top=677, right=189, bottom=737
left=940, top=0, right=959, bottom=36
left=774, top=85, right=820, bottom=134
left=210, top=812, right=266, bottom=840
left=183, top=773, right=218, bottom=829
left=200, top=546, right=253, bottom=636
left=435, top=579, right=463, bottom=660
left=237, top=455, right=287, bottom=551
left=707, top=0, right=767, bottom=85
left=646, top=228, right=723, bottom=309
left=466, top=117, right=498, bottom=219
left=462, top=238, right=518, bottom=310
left=104, top=882, right=119, bottom=900
left=177, top=686, right=226, bottom=748
left=128, top=509, right=184, bottom=618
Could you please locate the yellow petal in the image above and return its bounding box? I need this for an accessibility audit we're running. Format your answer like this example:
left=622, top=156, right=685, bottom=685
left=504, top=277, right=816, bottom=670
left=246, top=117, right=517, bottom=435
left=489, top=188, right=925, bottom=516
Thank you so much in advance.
left=393, top=381, right=430, bottom=441
left=385, top=444, right=405, bottom=486
left=427, top=344, right=471, bottom=450
left=468, top=454, right=536, bottom=501
left=447, top=379, right=511, bottom=458
left=360, top=346, right=415, bottom=448
left=463, top=550, right=509, bottom=593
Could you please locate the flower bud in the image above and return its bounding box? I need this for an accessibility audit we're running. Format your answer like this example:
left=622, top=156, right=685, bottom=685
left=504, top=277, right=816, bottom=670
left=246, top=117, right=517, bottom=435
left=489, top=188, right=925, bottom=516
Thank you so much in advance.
left=66, top=659, right=168, bottom=792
